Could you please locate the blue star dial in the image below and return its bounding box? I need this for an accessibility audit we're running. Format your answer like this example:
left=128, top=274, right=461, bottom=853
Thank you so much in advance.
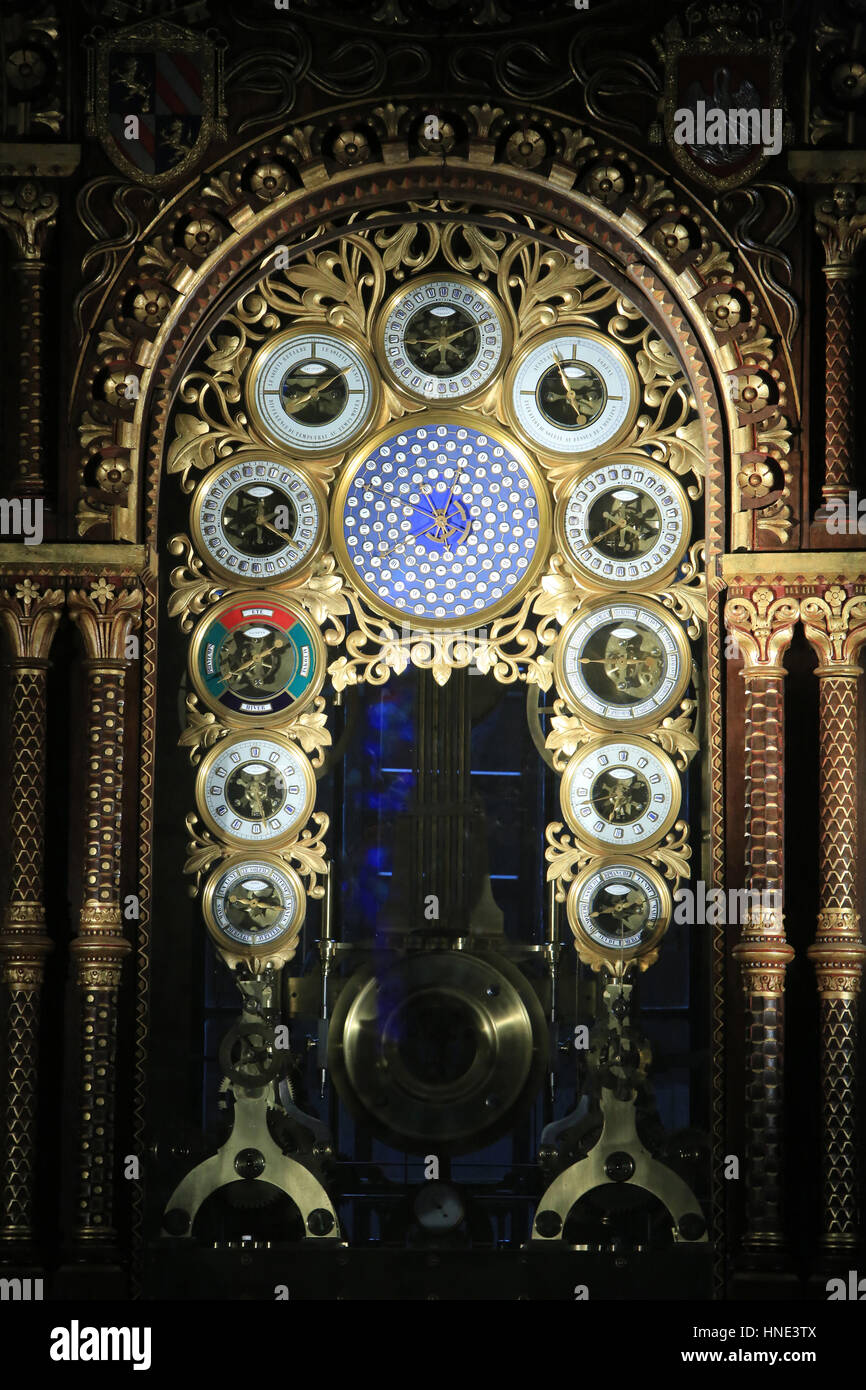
left=332, top=415, right=551, bottom=629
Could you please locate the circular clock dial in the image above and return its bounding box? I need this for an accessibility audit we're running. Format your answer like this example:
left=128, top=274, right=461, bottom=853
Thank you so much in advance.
left=246, top=327, right=378, bottom=455
left=203, top=853, right=305, bottom=959
left=556, top=459, right=690, bottom=587
left=191, top=456, right=326, bottom=584
left=567, top=858, right=671, bottom=964
left=331, top=414, right=551, bottom=628
left=196, top=733, right=316, bottom=847
left=375, top=275, right=510, bottom=403
left=560, top=735, right=681, bottom=851
left=189, top=593, right=325, bottom=726
left=555, top=597, right=691, bottom=730
left=506, top=327, right=640, bottom=456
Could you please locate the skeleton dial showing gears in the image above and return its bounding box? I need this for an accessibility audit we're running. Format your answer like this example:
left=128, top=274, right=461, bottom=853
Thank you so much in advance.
left=374, top=274, right=511, bottom=404
left=560, top=736, right=681, bottom=851
left=555, top=459, right=690, bottom=588
left=567, top=858, right=671, bottom=970
left=246, top=326, right=379, bottom=455
left=202, top=853, right=305, bottom=963
left=331, top=414, right=551, bottom=628
left=189, top=593, right=325, bottom=726
left=196, top=733, right=316, bottom=847
left=554, top=597, right=692, bottom=731
left=190, top=456, right=327, bottom=584
left=505, top=326, right=640, bottom=456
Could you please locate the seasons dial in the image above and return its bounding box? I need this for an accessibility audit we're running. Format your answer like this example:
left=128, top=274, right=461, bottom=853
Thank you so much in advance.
left=555, top=597, right=692, bottom=730
left=560, top=735, right=681, bottom=851
left=196, top=733, right=316, bottom=847
left=189, top=593, right=325, bottom=726
left=332, top=414, right=550, bottom=628
left=506, top=327, right=639, bottom=456
left=375, top=275, right=510, bottom=403
left=191, top=456, right=326, bottom=584
left=556, top=459, right=690, bottom=588
left=246, top=327, right=378, bottom=456
left=202, top=853, right=305, bottom=966
left=567, top=858, right=671, bottom=972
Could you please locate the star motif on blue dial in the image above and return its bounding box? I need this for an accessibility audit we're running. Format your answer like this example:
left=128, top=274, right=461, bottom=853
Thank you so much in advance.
left=331, top=415, right=551, bottom=628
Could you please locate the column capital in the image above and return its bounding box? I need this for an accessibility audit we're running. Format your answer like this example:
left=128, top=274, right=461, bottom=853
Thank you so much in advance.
left=725, top=586, right=799, bottom=674
left=0, top=579, right=64, bottom=662
left=815, top=185, right=866, bottom=279
left=801, top=586, right=866, bottom=670
left=68, top=579, right=142, bottom=663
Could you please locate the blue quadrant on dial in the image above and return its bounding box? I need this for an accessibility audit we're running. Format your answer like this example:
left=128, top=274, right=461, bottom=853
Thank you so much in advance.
left=341, top=421, right=542, bottom=622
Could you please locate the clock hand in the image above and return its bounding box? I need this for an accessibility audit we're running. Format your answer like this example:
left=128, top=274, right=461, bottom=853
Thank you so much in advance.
left=375, top=519, right=441, bottom=562
left=404, top=325, right=476, bottom=348
left=216, top=636, right=287, bottom=683
left=358, top=484, right=441, bottom=523
left=587, top=516, right=628, bottom=547
left=552, top=349, right=588, bottom=423
left=281, top=364, right=353, bottom=416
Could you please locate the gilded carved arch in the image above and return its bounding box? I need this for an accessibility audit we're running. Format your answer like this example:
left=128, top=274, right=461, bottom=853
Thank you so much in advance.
left=69, top=100, right=796, bottom=560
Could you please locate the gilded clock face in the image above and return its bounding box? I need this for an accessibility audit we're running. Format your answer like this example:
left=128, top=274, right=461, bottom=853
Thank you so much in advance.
left=331, top=414, right=551, bottom=628
left=560, top=736, right=680, bottom=851
left=556, top=459, right=690, bottom=588
left=567, top=858, right=671, bottom=968
left=191, top=456, right=327, bottom=584
left=246, top=327, right=378, bottom=455
left=375, top=275, right=510, bottom=403
left=554, top=597, right=691, bottom=730
left=189, top=593, right=325, bottom=726
left=202, top=853, right=305, bottom=961
left=196, top=733, right=315, bottom=847
left=506, top=327, right=639, bottom=456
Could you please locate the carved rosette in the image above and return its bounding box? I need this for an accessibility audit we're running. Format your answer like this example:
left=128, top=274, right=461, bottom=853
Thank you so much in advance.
left=67, top=580, right=142, bottom=1243
left=801, top=586, right=866, bottom=1246
left=0, top=579, right=63, bottom=1244
left=815, top=188, right=866, bottom=502
left=724, top=587, right=798, bottom=1249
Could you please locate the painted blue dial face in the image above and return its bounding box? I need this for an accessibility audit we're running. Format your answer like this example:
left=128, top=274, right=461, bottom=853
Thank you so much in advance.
left=336, top=418, right=548, bottom=627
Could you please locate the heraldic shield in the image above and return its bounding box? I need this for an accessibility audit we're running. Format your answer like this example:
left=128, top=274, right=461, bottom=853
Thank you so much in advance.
left=87, top=20, right=224, bottom=188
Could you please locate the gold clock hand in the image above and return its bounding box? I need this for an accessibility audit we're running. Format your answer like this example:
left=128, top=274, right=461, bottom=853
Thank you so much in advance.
left=358, top=484, right=440, bottom=523
left=216, top=636, right=287, bottom=684
left=587, top=516, right=628, bottom=547
left=375, top=519, right=440, bottom=562
left=552, top=349, right=588, bottom=422
left=281, top=364, right=353, bottom=416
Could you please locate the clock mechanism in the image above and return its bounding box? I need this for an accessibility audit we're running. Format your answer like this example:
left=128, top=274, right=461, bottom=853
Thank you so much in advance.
left=560, top=735, right=681, bottom=852
left=556, top=459, right=691, bottom=588
left=202, top=853, right=306, bottom=966
left=505, top=326, right=640, bottom=457
left=375, top=274, right=510, bottom=403
left=567, top=858, right=671, bottom=971
left=189, top=593, right=325, bottom=726
left=196, top=732, right=316, bottom=847
left=246, top=326, right=379, bottom=456
left=554, top=597, right=692, bottom=730
left=191, top=456, right=327, bottom=584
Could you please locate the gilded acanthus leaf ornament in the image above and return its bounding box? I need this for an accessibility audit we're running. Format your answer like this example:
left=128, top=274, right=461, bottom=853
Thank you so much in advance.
left=800, top=587, right=866, bottom=672
left=167, top=536, right=225, bottom=634
left=545, top=822, right=593, bottom=902
left=724, top=586, right=799, bottom=673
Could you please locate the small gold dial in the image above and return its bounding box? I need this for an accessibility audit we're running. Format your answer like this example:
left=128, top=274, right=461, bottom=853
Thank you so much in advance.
left=246, top=326, right=379, bottom=456
left=567, top=858, right=671, bottom=972
left=190, top=455, right=327, bottom=584
left=555, top=459, right=690, bottom=588
left=196, top=733, right=316, bottom=848
left=505, top=326, right=640, bottom=457
left=560, top=735, right=681, bottom=852
left=202, top=853, right=306, bottom=967
left=375, top=274, right=510, bottom=404
left=554, top=597, right=692, bottom=731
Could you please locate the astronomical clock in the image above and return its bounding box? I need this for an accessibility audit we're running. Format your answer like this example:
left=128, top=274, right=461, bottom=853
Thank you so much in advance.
left=0, top=0, right=859, bottom=1332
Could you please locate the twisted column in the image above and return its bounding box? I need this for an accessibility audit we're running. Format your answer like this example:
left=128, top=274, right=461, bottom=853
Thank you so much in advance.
left=800, top=586, right=866, bottom=1248
left=0, top=579, right=63, bottom=1247
left=0, top=182, right=57, bottom=497
left=814, top=186, right=866, bottom=504
left=724, top=586, right=798, bottom=1250
left=67, top=580, right=141, bottom=1246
